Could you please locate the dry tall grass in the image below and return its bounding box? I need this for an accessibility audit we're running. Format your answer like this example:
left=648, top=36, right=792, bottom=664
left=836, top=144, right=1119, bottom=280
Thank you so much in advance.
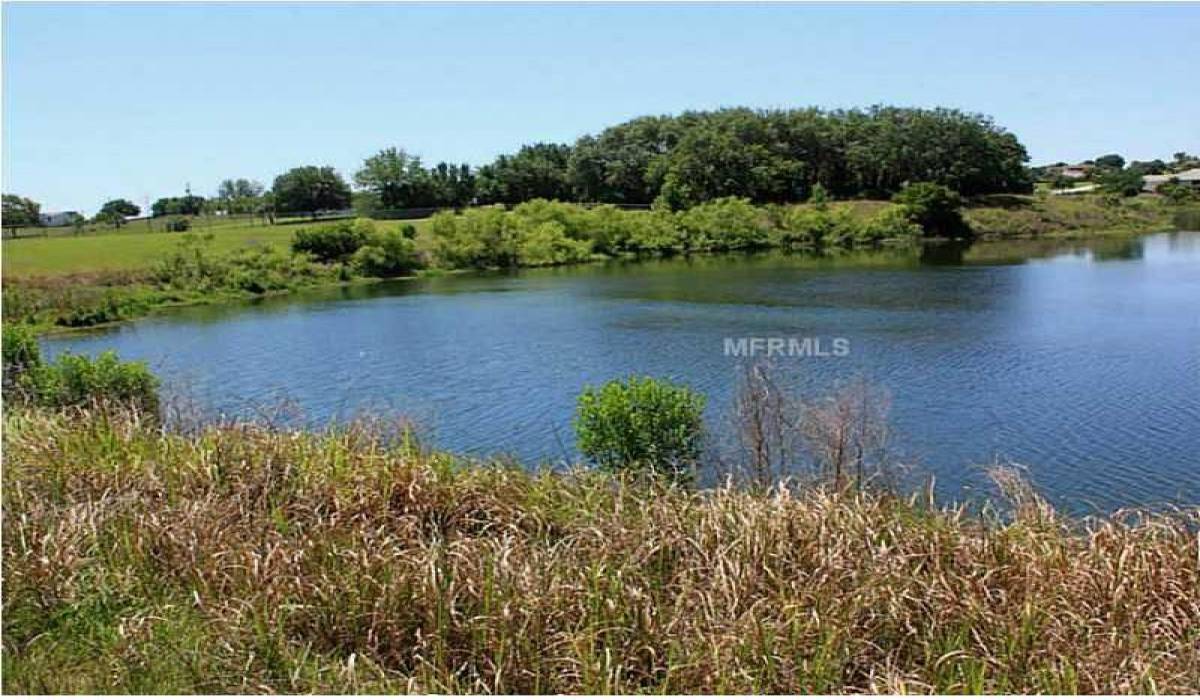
left=3, top=405, right=1198, bottom=693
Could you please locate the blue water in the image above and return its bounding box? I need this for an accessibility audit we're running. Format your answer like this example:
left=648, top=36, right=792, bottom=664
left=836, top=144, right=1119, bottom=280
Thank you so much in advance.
left=43, top=232, right=1200, bottom=512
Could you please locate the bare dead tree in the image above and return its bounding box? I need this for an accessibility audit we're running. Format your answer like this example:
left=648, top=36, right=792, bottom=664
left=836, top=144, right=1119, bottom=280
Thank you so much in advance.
left=799, top=378, right=892, bottom=491
left=731, top=360, right=800, bottom=488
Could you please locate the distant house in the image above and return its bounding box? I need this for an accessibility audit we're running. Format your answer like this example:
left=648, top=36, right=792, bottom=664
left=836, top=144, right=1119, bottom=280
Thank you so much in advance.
left=1059, top=163, right=1094, bottom=180
left=1143, top=168, right=1200, bottom=192
left=38, top=211, right=81, bottom=227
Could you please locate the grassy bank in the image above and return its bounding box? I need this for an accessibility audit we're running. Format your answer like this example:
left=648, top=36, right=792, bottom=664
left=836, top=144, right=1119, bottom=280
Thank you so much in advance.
left=1, top=216, right=433, bottom=278
left=964, top=193, right=1177, bottom=239
left=3, top=404, right=1198, bottom=693
left=2, top=194, right=1185, bottom=332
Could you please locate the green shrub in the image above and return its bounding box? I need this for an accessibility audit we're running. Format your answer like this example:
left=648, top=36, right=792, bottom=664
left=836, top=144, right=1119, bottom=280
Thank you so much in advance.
left=430, top=206, right=518, bottom=269
left=292, top=218, right=375, bottom=263
left=352, top=230, right=422, bottom=277
left=30, top=352, right=159, bottom=414
left=3, top=324, right=43, bottom=394
left=857, top=205, right=923, bottom=243
left=510, top=199, right=592, bottom=240
left=624, top=209, right=683, bottom=254
left=3, top=324, right=42, bottom=370
left=1158, top=182, right=1198, bottom=205
left=581, top=204, right=632, bottom=255
left=773, top=204, right=860, bottom=248
left=164, top=216, right=191, bottom=232
left=54, top=290, right=152, bottom=327
left=677, top=197, right=770, bottom=251
left=893, top=182, right=971, bottom=238
left=516, top=221, right=593, bottom=266
left=1098, top=170, right=1145, bottom=198
left=574, top=376, right=706, bottom=484
left=10, top=347, right=159, bottom=414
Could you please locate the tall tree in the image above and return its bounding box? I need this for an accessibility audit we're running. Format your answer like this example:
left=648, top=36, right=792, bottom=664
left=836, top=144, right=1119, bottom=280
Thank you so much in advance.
left=476, top=143, right=573, bottom=205
left=95, top=199, right=140, bottom=228
left=217, top=178, right=265, bottom=214
left=271, top=166, right=351, bottom=216
left=354, top=148, right=431, bottom=210
left=2, top=194, right=42, bottom=232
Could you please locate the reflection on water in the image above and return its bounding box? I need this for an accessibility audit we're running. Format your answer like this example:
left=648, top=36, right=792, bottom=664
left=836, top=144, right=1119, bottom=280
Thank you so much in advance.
left=43, top=232, right=1200, bottom=513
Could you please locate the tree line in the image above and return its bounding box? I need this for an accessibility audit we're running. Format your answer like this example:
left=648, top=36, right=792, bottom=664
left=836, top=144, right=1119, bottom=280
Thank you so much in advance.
left=4, top=105, right=1041, bottom=229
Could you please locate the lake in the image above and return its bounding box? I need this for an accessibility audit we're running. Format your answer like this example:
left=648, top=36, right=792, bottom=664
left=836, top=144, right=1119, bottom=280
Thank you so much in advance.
left=43, top=232, right=1200, bottom=512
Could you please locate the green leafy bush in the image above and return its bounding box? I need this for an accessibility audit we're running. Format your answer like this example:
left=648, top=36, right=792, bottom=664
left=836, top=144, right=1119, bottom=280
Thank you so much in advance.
left=516, top=221, right=593, bottom=266
left=352, top=230, right=422, bottom=277
left=25, top=351, right=160, bottom=414
left=3, top=324, right=43, bottom=394
left=1098, top=170, right=1145, bottom=198
left=4, top=329, right=159, bottom=413
left=574, top=376, right=706, bottom=483
left=1158, top=182, right=1197, bottom=205
left=857, top=205, right=923, bottom=243
left=430, top=206, right=518, bottom=268
left=677, top=197, right=770, bottom=251
left=774, top=204, right=858, bottom=248
left=893, top=183, right=971, bottom=238
left=54, top=290, right=153, bottom=327
left=164, top=216, right=191, bottom=232
left=291, top=218, right=375, bottom=263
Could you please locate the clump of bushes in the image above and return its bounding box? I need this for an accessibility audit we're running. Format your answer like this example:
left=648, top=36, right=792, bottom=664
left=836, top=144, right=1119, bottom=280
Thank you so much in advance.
left=164, top=216, right=191, bottom=232
left=893, top=182, right=972, bottom=238
left=351, top=230, right=422, bottom=277
left=1158, top=181, right=1198, bottom=205
left=292, top=219, right=424, bottom=278
left=2, top=324, right=159, bottom=413
left=574, top=376, right=706, bottom=484
left=516, top=221, right=593, bottom=266
left=858, top=204, right=923, bottom=243
left=291, top=218, right=376, bottom=263
left=430, top=206, right=517, bottom=269
left=676, top=196, right=771, bottom=251
left=157, top=233, right=334, bottom=295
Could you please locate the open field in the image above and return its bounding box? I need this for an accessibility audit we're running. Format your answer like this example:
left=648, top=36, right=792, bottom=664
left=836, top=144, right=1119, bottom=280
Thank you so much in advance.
left=3, top=404, right=1198, bottom=693
left=2, top=216, right=431, bottom=279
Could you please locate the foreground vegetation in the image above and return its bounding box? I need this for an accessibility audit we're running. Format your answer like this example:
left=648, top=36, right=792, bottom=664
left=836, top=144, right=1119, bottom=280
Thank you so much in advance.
left=3, top=402, right=1198, bottom=693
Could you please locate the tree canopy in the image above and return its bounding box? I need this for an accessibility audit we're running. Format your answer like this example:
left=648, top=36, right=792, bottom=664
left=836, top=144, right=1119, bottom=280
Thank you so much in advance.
left=271, top=166, right=352, bottom=215
left=360, top=106, right=1033, bottom=210
left=95, top=199, right=140, bottom=228
left=2, top=194, right=42, bottom=229
left=151, top=194, right=205, bottom=217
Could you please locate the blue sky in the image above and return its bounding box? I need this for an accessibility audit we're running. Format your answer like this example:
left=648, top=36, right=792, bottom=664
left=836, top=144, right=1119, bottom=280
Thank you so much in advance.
left=4, top=2, right=1198, bottom=214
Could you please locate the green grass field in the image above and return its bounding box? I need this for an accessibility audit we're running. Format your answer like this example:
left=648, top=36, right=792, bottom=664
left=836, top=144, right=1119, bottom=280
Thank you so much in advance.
left=2, top=216, right=429, bottom=279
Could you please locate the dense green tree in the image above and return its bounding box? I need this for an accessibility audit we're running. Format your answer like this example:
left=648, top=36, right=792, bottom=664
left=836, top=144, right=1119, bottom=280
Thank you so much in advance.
left=1094, top=154, right=1126, bottom=170
left=1128, top=159, right=1167, bottom=176
left=1098, top=169, right=1145, bottom=197
left=892, top=183, right=970, bottom=238
left=428, top=162, right=476, bottom=208
left=151, top=195, right=205, bottom=217
left=95, top=199, right=140, bottom=228
left=2, top=194, right=42, bottom=231
left=216, top=179, right=265, bottom=214
left=558, top=106, right=1032, bottom=205
left=353, top=148, right=432, bottom=210
left=271, top=166, right=351, bottom=216
left=476, top=143, right=573, bottom=205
